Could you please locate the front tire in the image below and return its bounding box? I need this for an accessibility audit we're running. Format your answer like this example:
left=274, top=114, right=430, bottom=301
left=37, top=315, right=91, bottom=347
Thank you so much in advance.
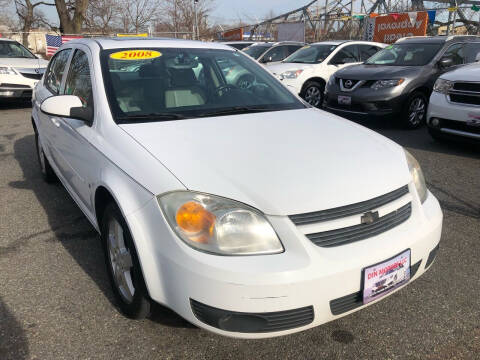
left=35, top=133, right=57, bottom=183
left=102, top=202, right=151, bottom=319
left=402, top=92, right=427, bottom=129
left=301, top=81, right=324, bottom=108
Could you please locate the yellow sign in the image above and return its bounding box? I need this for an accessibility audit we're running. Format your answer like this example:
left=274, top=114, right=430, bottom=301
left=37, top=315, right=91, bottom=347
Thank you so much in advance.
left=116, top=33, right=148, bottom=37
left=109, top=50, right=162, bottom=60
left=448, top=7, right=457, bottom=12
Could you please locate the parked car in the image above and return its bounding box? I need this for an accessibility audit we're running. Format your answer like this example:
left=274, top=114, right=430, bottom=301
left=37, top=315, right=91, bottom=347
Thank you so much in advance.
left=221, top=41, right=256, bottom=50
left=267, top=40, right=386, bottom=107
left=427, top=62, right=480, bottom=142
left=0, top=38, right=48, bottom=99
left=324, top=35, right=480, bottom=128
left=32, top=38, right=442, bottom=339
left=243, top=41, right=305, bottom=65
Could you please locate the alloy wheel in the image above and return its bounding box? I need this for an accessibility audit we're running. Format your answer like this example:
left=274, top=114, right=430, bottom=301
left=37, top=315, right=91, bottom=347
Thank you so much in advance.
left=408, top=97, right=426, bottom=127
left=107, top=218, right=135, bottom=304
left=304, top=86, right=322, bottom=107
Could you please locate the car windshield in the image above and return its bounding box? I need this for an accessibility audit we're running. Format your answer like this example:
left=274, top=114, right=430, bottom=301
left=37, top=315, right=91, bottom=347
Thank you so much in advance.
left=283, top=44, right=338, bottom=64
left=0, top=41, right=36, bottom=59
left=243, top=44, right=272, bottom=59
left=365, top=43, right=442, bottom=66
left=101, top=47, right=305, bottom=123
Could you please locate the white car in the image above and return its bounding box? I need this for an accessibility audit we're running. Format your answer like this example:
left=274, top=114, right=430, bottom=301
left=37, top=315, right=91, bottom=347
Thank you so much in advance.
left=0, top=38, right=48, bottom=99
left=32, top=38, right=442, bottom=339
left=427, top=62, right=480, bottom=142
left=267, top=40, right=386, bottom=107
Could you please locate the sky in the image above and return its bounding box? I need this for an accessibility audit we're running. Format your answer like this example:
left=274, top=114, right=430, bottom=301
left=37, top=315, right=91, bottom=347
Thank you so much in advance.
left=39, top=0, right=316, bottom=27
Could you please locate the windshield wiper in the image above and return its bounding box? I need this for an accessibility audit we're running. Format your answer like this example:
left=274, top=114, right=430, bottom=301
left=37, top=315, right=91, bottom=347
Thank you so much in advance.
left=116, top=113, right=187, bottom=123
left=197, top=106, right=275, bottom=118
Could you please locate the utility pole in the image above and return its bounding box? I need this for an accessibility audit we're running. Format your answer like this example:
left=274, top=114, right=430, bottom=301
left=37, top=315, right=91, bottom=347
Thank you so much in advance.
left=193, top=0, right=199, bottom=40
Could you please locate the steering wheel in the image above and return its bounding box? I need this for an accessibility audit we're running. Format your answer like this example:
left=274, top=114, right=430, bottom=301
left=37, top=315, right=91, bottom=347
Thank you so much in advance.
left=215, top=84, right=237, bottom=96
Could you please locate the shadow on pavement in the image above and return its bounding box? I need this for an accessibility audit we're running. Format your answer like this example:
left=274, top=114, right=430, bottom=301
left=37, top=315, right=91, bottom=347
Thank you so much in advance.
left=10, top=134, right=192, bottom=329
left=0, top=99, right=32, bottom=110
left=0, top=298, right=29, bottom=360
left=346, top=117, right=479, bottom=159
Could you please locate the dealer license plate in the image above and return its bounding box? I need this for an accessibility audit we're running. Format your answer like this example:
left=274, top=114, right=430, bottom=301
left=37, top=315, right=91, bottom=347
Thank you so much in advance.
left=362, top=249, right=411, bottom=304
left=338, top=95, right=351, bottom=105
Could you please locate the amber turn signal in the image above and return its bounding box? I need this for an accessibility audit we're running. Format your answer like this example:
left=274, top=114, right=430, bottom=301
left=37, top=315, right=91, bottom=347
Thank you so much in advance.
left=176, top=201, right=216, bottom=243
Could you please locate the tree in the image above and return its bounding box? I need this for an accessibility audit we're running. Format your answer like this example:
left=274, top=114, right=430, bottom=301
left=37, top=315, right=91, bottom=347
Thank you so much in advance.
left=54, top=0, right=89, bottom=34
left=118, top=0, right=159, bottom=34
left=85, top=0, right=120, bottom=34
left=14, top=0, right=55, bottom=45
left=157, top=0, right=214, bottom=39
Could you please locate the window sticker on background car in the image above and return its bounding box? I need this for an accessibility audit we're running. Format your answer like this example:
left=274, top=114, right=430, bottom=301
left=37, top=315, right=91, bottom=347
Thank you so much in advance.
left=109, top=50, right=162, bottom=60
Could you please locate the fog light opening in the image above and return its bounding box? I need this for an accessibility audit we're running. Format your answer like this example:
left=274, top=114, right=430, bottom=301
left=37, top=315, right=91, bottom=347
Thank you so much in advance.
left=430, top=118, right=440, bottom=127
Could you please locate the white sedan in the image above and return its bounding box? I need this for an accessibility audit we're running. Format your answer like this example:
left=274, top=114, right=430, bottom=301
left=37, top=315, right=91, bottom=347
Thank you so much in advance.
left=32, top=38, right=442, bottom=339
left=0, top=38, right=48, bottom=99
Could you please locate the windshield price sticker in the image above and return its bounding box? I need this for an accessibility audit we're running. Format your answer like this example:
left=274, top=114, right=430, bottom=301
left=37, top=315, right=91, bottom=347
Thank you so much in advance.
left=110, top=50, right=162, bottom=60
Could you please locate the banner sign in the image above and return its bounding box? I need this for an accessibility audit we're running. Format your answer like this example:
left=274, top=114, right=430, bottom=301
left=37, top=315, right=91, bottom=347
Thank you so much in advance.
left=222, top=28, right=243, bottom=41
left=363, top=16, right=376, bottom=41
left=277, top=22, right=305, bottom=42
left=372, top=12, right=428, bottom=43
left=116, top=33, right=148, bottom=37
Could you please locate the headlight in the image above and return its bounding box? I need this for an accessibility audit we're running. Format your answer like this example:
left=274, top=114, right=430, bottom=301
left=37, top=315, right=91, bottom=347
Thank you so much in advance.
left=158, top=191, right=283, bottom=256
left=0, top=66, right=17, bottom=75
left=405, top=150, right=427, bottom=203
left=433, top=78, right=453, bottom=94
left=280, top=69, right=303, bottom=79
left=371, top=79, right=404, bottom=90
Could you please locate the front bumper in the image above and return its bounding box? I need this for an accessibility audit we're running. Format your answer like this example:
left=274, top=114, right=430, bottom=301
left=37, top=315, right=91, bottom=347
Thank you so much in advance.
left=427, top=92, right=480, bottom=142
left=0, top=73, right=40, bottom=99
left=127, top=187, right=442, bottom=339
left=324, top=82, right=407, bottom=119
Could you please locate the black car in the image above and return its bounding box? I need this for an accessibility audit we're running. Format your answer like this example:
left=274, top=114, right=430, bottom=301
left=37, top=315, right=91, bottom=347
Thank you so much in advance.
left=324, top=36, right=480, bottom=128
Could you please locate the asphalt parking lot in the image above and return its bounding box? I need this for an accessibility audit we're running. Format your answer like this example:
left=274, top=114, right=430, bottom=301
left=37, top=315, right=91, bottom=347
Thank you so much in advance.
left=0, top=100, right=479, bottom=360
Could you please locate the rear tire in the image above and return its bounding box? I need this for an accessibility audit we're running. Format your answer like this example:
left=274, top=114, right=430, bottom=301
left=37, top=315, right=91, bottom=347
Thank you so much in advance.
left=102, top=202, right=151, bottom=319
left=402, top=92, right=427, bottom=129
left=35, top=133, right=57, bottom=183
left=301, top=81, right=324, bottom=108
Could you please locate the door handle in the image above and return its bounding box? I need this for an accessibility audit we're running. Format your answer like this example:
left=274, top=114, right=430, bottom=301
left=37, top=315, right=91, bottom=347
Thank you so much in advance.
left=51, top=117, right=61, bottom=128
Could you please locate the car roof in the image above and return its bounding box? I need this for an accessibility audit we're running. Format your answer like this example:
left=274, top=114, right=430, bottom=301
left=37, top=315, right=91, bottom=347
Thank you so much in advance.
left=396, top=35, right=480, bottom=44
left=310, top=40, right=384, bottom=46
left=0, top=38, right=17, bottom=43
left=68, top=37, right=235, bottom=51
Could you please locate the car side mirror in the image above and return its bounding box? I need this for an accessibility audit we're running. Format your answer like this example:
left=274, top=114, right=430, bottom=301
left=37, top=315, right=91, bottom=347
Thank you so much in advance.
left=438, top=56, right=454, bottom=68
left=40, top=95, right=93, bottom=125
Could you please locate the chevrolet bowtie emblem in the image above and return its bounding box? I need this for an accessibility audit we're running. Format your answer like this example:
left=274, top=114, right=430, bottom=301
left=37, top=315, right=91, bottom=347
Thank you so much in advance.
left=361, top=211, right=379, bottom=225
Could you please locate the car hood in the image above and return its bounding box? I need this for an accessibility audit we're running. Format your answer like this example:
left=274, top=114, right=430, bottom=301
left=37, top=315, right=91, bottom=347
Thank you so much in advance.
left=0, top=58, right=49, bottom=69
left=266, top=62, right=316, bottom=76
left=120, top=108, right=410, bottom=215
left=335, top=64, right=423, bottom=80
left=440, top=63, right=480, bottom=81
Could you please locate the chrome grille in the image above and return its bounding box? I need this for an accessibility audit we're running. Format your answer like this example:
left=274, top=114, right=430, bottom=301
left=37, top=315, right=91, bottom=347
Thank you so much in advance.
left=289, top=185, right=409, bottom=225
left=449, top=82, right=480, bottom=106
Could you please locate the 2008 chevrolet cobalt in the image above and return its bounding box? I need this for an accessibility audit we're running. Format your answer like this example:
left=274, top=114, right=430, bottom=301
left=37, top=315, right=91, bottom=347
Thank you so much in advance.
left=31, top=38, right=442, bottom=339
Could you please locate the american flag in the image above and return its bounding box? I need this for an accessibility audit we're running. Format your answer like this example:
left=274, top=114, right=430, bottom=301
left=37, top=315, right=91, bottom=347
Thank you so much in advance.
left=45, top=34, right=83, bottom=56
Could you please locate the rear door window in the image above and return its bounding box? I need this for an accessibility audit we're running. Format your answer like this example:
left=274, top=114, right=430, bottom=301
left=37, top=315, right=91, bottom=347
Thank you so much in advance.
left=330, top=45, right=359, bottom=64
left=358, top=45, right=381, bottom=61
left=44, top=49, right=72, bottom=94
left=466, top=43, right=480, bottom=63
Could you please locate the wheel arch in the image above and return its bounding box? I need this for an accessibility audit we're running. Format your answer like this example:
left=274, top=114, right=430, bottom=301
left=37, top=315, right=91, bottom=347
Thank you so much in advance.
left=409, top=86, right=431, bottom=98
left=300, top=77, right=327, bottom=94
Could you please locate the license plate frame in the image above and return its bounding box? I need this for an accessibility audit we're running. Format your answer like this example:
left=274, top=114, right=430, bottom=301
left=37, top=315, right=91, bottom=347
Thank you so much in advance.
left=362, top=249, right=411, bottom=305
left=338, top=95, right=351, bottom=105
